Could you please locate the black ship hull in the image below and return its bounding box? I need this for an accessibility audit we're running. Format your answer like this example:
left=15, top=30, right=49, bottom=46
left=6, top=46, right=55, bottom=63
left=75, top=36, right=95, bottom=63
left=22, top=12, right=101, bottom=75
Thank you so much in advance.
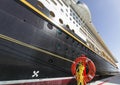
left=0, top=0, right=118, bottom=84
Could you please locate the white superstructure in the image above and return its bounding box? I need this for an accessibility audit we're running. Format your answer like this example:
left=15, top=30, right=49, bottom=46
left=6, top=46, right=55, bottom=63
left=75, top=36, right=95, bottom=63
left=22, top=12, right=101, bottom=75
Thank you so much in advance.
left=37, top=0, right=117, bottom=67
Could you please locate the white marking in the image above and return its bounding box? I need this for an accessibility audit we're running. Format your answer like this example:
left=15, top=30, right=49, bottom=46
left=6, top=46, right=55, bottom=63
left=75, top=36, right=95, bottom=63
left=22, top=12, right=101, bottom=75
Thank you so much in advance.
left=32, top=71, right=39, bottom=78
left=0, top=77, right=74, bottom=84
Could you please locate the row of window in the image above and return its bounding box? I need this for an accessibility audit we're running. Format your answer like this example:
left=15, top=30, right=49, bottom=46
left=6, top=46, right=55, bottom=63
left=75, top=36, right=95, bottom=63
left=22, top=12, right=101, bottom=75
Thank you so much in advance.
left=37, top=0, right=114, bottom=65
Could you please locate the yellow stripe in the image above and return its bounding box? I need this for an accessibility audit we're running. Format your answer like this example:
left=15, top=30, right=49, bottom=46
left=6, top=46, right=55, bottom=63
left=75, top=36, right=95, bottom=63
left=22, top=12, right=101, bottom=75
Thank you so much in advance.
left=0, top=34, right=73, bottom=63
left=20, top=0, right=116, bottom=67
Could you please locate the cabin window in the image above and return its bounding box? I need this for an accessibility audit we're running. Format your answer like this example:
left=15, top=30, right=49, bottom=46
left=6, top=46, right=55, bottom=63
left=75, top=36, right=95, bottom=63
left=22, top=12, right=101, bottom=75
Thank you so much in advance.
left=66, top=13, right=68, bottom=17
left=58, top=0, right=63, bottom=6
left=46, top=0, right=50, bottom=4
left=72, top=29, right=75, bottom=33
left=66, top=9, right=68, bottom=12
left=57, top=29, right=62, bottom=35
left=59, top=18, right=63, bottom=24
left=47, top=23, right=53, bottom=30
left=66, top=24, right=70, bottom=29
left=66, top=35, right=69, bottom=39
left=50, top=11, right=55, bottom=17
left=51, top=0, right=57, bottom=5
left=60, top=8, right=64, bottom=12
left=37, top=1, right=44, bottom=9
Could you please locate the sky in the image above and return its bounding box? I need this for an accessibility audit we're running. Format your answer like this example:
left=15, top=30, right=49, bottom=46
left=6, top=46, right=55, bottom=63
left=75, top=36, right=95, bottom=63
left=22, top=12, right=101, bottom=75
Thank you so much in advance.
left=81, top=0, right=120, bottom=69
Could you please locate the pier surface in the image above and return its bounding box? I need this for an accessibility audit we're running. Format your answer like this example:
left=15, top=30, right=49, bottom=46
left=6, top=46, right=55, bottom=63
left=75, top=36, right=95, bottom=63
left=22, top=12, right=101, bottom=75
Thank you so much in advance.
left=88, top=74, right=120, bottom=85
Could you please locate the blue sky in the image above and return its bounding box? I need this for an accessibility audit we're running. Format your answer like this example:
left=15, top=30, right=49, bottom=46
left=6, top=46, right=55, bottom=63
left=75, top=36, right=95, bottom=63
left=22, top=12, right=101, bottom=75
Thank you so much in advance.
left=81, top=0, right=120, bottom=68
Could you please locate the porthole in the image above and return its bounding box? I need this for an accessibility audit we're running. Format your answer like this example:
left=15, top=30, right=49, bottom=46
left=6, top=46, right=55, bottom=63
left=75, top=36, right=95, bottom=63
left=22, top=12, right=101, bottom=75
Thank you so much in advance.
left=76, top=20, right=78, bottom=23
left=66, top=24, right=70, bottom=29
left=73, top=13, right=75, bottom=16
left=66, top=13, right=68, bottom=17
left=56, top=44, right=61, bottom=50
left=37, top=1, right=44, bottom=9
left=72, top=39, right=75, bottom=43
left=50, top=11, right=55, bottom=17
left=59, top=18, right=63, bottom=24
left=58, top=0, right=63, bottom=6
left=73, top=21, right=75, bottom=24
left=48, top=59, right=54, bottom=63
left=72, top=29, right=74, bottom=33
left=46, top=0, right=50, bottom=4
left=61, top=8, right=64, bottom=12
left=66, top=35, right=69, bottom=39
left=76, top=24, right=78, bottom=27
left=57, top=29, right=62, bottom=35
left=51, top=0, right=57, bottom=5
left=73, top=17, right=75, bottom=20
left=66, top=9, right=68, bottom=12
left=23, top=19, right=26, bottom=22
left=47, top=23, right=53, bottom=30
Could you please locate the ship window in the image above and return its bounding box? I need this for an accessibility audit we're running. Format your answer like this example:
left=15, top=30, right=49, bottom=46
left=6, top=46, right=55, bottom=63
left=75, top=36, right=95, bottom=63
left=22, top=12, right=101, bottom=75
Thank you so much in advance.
left=66, top=24, right=70, bottom=29
left=47, top=23, right=53, bottom=30
left=73, top=17, right=75, bottom=20
left=73, top=21, right=75, bottom=24
left=73, top=13, right=75, bottom=16
left=37, top=1, right=44, bottom=9
left=76, top=24, right=78, bottom=27
left=72, top=39, right=75, bottom=43
left=57, top=29, right=62, bottom=35
left=61, top=8, right=64, bottom=12
left=46, top=0, right=50, bottom=4
left=23, top=19, right=26, bottom=22
left=66, top=13, right=68, bottom=17
left=66, top=9, right=68, bottom=12
left=48, top=59, right=54, bottom=63
left=66, top=35, right=69, bottom=39
left=76, top=20, right=78, bottom=23
left=56, top=43, right=61, bottom=49
left=50, top=11, right=55, bottom=17
left=58, top=0, right=63, bottom=6
left=51, top=0, right=57, bottom=5
left=79, top=19, right=81, bottom=22
left=72, top=29, right=74, bottom=33
left=59, top=18, right=63, bottom=24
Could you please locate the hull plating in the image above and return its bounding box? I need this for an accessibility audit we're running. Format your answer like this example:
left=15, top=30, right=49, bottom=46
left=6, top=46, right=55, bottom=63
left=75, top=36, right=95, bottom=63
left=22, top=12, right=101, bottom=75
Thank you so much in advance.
left=0, top=0, right=118, bottom=84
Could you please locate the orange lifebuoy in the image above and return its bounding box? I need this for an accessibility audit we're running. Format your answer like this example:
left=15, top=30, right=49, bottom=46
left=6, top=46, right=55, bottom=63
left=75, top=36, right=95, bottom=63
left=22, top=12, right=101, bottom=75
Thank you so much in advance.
left=71, top=54, right=96, bottom=83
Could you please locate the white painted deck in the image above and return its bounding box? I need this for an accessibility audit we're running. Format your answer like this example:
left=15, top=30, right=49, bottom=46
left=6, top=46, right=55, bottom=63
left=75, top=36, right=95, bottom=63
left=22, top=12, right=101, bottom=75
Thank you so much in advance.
left=87, top=75, right=120, bottom=85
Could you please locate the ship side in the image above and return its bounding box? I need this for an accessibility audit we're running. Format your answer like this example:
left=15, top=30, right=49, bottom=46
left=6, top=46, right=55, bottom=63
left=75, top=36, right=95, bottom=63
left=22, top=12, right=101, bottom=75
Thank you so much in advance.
left=0, top=0, right=119, bottom=85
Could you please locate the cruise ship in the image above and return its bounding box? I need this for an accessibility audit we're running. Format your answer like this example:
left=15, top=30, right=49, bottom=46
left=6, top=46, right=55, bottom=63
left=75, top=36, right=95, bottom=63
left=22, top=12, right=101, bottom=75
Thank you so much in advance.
left=0, top=0, right=119, bottom=85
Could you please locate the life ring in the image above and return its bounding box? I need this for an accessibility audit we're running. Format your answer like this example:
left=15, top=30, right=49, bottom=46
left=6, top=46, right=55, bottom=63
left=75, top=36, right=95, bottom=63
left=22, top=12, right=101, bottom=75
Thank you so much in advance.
left=71, top=54, right=96, bottom=83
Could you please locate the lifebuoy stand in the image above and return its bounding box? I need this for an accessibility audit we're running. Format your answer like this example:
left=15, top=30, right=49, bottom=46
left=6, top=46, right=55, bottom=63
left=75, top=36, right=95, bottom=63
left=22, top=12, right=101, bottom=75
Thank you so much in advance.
left=71, top=55, right=96, bottom=85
